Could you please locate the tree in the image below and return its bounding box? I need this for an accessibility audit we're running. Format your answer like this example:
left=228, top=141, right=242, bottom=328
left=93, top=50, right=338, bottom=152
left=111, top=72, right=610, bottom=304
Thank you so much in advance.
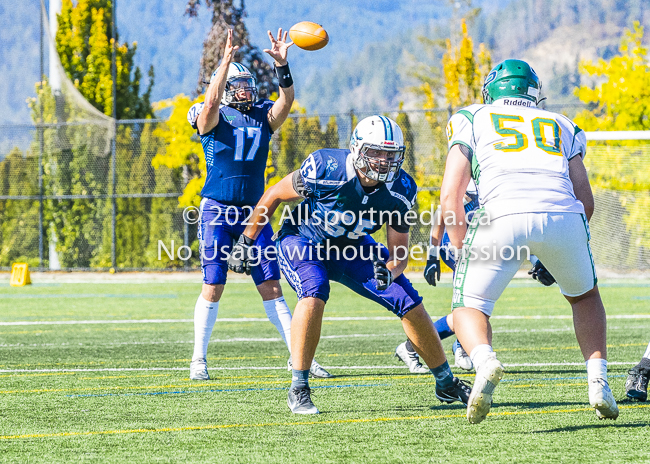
left=22, top=1, right=157, bottom=268
left=574, top=23, right=650, bottom=267
left=56, top=0, right=154, bottom=119
left=0, top=148, right=40, bottom=267
left=407, top=16, right=491, bottom=269
left=152, top=95, right=205, bottom=208
left=186, top=0, right=276, bottom=98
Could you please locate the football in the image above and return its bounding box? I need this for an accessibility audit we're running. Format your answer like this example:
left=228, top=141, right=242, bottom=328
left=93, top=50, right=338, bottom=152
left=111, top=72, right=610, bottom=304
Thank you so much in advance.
left=289, top=21, right=329, bottom=51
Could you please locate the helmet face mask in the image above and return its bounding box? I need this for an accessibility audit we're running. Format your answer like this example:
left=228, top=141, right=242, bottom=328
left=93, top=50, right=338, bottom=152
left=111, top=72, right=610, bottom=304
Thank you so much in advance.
left=357, top=146, right=405, bottom=182
left=350, top=116, right=406, bottom=183
left=482, top=59, right=542, bottom=105
left=218, top=64, right=258, bottom=112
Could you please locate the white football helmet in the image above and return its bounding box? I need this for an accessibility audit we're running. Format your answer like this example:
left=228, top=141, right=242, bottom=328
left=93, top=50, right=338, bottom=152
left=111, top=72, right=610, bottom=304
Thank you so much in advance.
left=187, top=102, right=205, bottom=129
left=214, top=62, right=258, bottom=112
left=350, top=115, right=406, bottom=183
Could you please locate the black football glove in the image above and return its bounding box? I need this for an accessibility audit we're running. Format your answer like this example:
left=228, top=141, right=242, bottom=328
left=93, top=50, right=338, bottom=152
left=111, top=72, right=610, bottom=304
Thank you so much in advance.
left=424, top=252, right=441, bottom=287
left=228, top=234, right=256, bottom=275
left=372, top=255, right=393, bottom=291
left=528, top=257, right=556, bottom=286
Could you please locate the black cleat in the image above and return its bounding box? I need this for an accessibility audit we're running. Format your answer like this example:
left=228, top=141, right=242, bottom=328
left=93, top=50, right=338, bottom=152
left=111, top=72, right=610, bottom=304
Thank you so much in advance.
left=435, top=377, right=472, bottom=405
left=626, top=367, right=649, bottom=402
left=287, top=386, right=319, bottom=414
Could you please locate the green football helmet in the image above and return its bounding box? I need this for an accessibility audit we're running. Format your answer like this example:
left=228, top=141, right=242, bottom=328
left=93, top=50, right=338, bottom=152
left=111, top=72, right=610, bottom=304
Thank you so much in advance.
left=481, top=59, right=542, bottom=104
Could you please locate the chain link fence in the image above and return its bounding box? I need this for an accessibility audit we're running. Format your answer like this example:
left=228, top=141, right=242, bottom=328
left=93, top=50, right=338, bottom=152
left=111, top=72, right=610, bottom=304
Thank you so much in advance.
left=4, top=2, right=648, bottom=274
left=7, top=105, right=647, bottom=274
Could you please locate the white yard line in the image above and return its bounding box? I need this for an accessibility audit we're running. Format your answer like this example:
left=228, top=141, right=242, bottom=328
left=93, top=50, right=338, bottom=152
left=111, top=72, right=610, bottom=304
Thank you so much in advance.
left=0, top=361, right=639, bottom=374
left=1, top=325, right=648, bottom=348
left=2, top=314, right=650, bottom=326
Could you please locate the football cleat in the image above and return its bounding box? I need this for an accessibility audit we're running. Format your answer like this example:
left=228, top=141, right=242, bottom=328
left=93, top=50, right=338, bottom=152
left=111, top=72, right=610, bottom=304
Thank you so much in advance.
left=190, top=358, right=209, bottom=381
left=287, top=386, right=319, bottom=414
left=625, top=367, right=649, bottom=402
left=466, top=357, right=504, bottom=424
left=287, top=357, right=334, bottom=379
left=589, top=378, right=619, bottom=419
left=395, top=341, right=429, bottom=374
left=453, top=339, right=474, bottom=371
left=435, top=377, right=472, bottom=405
left=309, top=360, right=334, bottom=379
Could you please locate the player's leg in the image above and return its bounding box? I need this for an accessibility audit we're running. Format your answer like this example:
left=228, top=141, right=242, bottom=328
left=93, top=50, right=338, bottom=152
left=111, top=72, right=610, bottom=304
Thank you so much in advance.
left=251, top=225, right=332, bottom=378
left=248, top=224, right=292, bottom=347
left=190, top=199, right=230, bottom=380
left=395, top=338, right=429, bottom=374
left=534, top=212, right=617, bottom=419
left=192, top=284, right=224, bottom=374
left=452, top=212, right=526, bottom=424
left=277, top=235, right=330, bottom=414
left=337, top=238, right=470, bottom=405
left=396, top=313, right=457, bottom=373
left=626, top=340, right=650, bottom=401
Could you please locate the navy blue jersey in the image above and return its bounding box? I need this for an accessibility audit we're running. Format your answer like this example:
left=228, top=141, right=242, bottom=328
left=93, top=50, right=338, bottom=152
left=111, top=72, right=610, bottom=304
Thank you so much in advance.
left=199, top=100, right=274, bottom=206
left=280, top=149, right=418, bottom=245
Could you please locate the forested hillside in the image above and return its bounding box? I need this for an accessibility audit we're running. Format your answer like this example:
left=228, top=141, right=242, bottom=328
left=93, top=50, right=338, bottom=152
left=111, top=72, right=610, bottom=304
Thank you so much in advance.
left=1, top=0, right=648, bottom=123
left=301, top=0, right=650, bottom=112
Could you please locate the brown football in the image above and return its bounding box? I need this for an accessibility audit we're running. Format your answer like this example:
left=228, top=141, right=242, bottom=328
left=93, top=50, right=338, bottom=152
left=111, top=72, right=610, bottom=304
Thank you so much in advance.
left=289, top=21, right=329, bottom=51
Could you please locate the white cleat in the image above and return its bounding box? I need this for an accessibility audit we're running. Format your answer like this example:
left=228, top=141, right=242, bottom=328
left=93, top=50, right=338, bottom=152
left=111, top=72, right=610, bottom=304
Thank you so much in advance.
left=190, top=358, right=209, bottom=380
left=395, top=341, right=430, bottom=374
left=287, top=357, right=334, bottom=378
left=453, top=341, right=474, bottom=371
left=589, top=378, right=619, bottom=420
left=309, top=360, right=333, bottom=378
left=467, top=357, right=504, bottom=424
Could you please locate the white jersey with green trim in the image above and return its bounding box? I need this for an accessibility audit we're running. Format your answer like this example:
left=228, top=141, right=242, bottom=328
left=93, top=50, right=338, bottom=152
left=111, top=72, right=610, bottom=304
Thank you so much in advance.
left=446, top=98, right=587, bottom=220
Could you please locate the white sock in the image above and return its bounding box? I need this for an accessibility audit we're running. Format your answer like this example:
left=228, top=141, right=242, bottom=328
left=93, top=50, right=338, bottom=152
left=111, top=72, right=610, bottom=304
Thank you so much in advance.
left=192, top=295, right=219, bottom=361
left=586, top=358, right=608, bottom=382
left=263, top=297, right=292, bottom=351
left=469, top=344, right=495, bottom=370
left=644, top=341, right=650, bottom=359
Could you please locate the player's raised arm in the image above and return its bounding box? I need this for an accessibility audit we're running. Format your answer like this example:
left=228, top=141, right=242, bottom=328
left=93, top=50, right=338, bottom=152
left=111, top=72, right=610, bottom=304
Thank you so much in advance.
left=264, top=28, right=295, bottom=132
left=440, top=144, right=472, bottom=250
left=196, top=29, right=239, bottom=135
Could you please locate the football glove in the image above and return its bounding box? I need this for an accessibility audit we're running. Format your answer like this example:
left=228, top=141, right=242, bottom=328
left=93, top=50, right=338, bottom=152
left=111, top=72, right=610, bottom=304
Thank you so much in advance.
left=228, top=234, right=256, bottom=275
left=424, top=253, right=441, bottom=287
left=372, top=255, right=393, bottom=291
left=528, top=257, right=556, bottom=286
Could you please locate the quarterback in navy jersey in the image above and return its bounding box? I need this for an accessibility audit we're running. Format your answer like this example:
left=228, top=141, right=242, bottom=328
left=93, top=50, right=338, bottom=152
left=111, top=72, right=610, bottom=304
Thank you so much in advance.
left=187, top=28, right=330, bottom=381
left=229, top=115, right=471, bottom=414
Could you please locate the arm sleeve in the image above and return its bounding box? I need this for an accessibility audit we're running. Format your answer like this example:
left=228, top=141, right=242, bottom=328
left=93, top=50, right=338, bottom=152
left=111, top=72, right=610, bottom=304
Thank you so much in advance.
left=389, top=174, right=418, bottom=233
left=569, top=127, right=587, bottom=160
left=447, top=111, right=476, bottom=158
left=296, top=152, right=324, bottom=198
left=559, top=116, right=587, bottom=160
left=292, top=170, right=308, bottom=198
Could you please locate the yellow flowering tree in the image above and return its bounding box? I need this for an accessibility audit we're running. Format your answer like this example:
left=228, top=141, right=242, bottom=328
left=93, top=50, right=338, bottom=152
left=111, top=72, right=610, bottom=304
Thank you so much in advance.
left=574, top=22, right=650, bottom=263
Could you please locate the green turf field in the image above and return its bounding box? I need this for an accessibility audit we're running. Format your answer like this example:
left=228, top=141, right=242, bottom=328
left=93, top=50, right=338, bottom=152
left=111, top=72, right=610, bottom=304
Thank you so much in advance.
left=1, top=278, right=649, bottom=463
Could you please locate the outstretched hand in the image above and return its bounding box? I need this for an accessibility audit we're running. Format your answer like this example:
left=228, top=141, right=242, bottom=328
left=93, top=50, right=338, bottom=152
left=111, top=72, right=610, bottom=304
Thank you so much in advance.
left=263, top=28, right=293, bottom=66
left=224, top=28, right=240, bottom=62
